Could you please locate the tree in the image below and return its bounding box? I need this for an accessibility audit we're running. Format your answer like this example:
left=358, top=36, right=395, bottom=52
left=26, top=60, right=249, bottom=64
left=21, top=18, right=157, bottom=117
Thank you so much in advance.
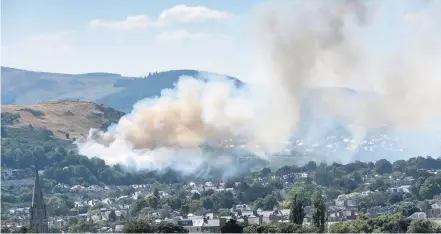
left=369, top=178, right=390, bottom=192
left=388, top=192, right=403, bottom=205
left=153, top=188, right=160, bottom=199
left=243, top=224, right=259, bottom=233
left=287, top=183, right=316, bottom=206
left=49, top=227, right=62, bottom=233
left=154, top=222, right=189, bottom=233
left=252, top=197, right=264, bottom=210
left=168, top=196, right=183, bottom=210
left=268, top=178, right=284, bottom=190
left=374, top=159, right=393, bottom=175
left=123, top=219, right=154, bottom=233
left=147, top=195, right=160, bottom=209
left=191, top=192, right=200, bottom=200
left=108, top=210, right=117, bottom=222
left=314, top=166, right=334, bottom=186
left=47, top=196, right=70, bottom=216
left=211, top=191, right=235, bottom=210
left=393, top=160, right=407, bottom=172
left=221, top=219, right=243, bottom=233
left=262, top=195, right=278, bottom=211
left=289, top=192, right=305, bottom=225
left=304, top=161, right=317, bottom=172
left=260, top=167, right=271, bottom=177
left=16, top=227, right=38, bottom=233
left=218, top=208, right=233, bottom=217
left=312, top=191, right=326, bottom=232
left=68, top=217, right=78, bottom=226
left=129, top=198, right=149, bottom=217
left=1, top=126, right=7, bottom=138
left=180, top=203, right=189, bottom=216
left=200, top=196, right=214, bottom=210
left=419, top=176, right=441, bottom=199
left=400, top=202, right=421, bottom=217
left=407, top=219, right=434, bottom=233
left=68, top=220, right=96, bottom=233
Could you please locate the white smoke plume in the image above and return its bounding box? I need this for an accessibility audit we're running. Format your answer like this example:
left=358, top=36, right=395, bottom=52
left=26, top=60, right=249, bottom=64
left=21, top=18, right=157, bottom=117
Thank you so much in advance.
left=78, top=0, right=441, bottom=173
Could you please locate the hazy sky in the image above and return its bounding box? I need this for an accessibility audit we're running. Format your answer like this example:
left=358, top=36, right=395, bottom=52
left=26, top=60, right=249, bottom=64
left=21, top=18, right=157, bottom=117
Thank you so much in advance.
left=1, top=0, right=438, bottom=83
left=1, top=0, right=262, bottom=80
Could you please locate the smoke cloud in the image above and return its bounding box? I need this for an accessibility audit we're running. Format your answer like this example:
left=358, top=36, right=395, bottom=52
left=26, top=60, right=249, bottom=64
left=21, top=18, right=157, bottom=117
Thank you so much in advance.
left=78, top=0, right=441, bottom=175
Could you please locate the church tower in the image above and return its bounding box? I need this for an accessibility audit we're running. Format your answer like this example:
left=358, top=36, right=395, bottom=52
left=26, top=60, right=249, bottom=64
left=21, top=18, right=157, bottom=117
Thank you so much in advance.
left=29, top=161, right=48, bottom=233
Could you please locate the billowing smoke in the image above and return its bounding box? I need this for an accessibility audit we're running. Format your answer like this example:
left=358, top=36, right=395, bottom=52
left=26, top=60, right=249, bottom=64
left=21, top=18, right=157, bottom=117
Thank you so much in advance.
left=78, top=0, right=441, bottom=175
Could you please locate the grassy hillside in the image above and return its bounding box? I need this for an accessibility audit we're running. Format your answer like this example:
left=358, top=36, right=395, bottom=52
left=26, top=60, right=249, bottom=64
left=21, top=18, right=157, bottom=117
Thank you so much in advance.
left=1, top=101, right=124, bottom=140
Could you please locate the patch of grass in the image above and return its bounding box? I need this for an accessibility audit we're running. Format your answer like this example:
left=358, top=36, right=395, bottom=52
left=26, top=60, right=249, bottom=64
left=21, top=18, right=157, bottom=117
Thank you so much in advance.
left=19, top=108, right=45, bottom=118
left=1, top=112, right=20, bottom=125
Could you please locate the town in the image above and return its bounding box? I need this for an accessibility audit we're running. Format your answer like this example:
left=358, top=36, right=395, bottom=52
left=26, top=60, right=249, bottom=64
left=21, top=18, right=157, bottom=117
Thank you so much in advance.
left=2, top=0, right=441, bottom=233
left=2, top=156, right=441, bottom=233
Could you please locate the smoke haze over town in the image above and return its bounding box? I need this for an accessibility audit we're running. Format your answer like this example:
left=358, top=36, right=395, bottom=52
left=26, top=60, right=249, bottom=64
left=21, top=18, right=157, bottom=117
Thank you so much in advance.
left=77, top=0, right=441, bottom=175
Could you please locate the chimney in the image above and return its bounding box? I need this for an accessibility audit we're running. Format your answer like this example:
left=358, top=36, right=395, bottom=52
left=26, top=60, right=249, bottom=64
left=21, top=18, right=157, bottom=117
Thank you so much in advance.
left=219, top=218, right=226, bottom=227
left=203, top=217, right=208, bottom=224
left=252, top=210, right=258, bottom=217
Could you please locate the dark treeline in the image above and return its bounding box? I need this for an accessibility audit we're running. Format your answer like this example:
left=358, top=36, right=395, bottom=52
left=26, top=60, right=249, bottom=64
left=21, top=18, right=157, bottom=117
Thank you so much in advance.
left=1, top=124, right=441, bottom=201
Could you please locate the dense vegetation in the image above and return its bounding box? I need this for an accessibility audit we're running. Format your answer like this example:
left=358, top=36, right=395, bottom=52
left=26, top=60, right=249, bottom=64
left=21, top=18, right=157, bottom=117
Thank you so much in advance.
left=98, top=70, right=243, bottom=112
left=2, top=122, right=441, bottom=202
left=1, top=125, right=181, bottom=187
left=123, top=220, right=189, bottom=233
left=1, top=112, right=20, bottom=125
left=18, top=108, right=45, bottom=118
left=2, top=114, right=441, bottom=233
left=2, top=123, right=441, bottom=233
left=125, top=186, right=441, bottom=233
left=329, top=214, right=441, bottom=233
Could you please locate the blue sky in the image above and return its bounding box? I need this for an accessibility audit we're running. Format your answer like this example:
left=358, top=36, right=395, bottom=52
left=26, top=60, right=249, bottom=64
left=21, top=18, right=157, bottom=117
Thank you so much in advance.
left=1, top=0, right=439, bottom=82
left=1, top=0, right=262, bottom=79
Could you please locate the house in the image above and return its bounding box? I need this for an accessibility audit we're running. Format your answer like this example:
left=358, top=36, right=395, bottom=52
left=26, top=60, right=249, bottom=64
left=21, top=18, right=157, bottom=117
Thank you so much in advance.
left=87, top=199, right=101, bottom=207
left=102, top=198, right=115, bottom=205
left=407, top=212, right=427, bottom=220
left=1, top=168, right=14, bottom=179
left=335, top=200, right=345, bottom=207
left=377, top=206, right=398, bottom=216
left=205, top=186, right=217, bottom=191
left=346, top=199, right=358, bottom=208
left=234, top=204, right=251, bottom=211
left=70, top=185, right=85, bottom=191
left=86, top=185, right=103, bottom=192
left=48, top=216, right=68, bottom=229
left=388, top=185, right=411, bottom=193
left=190, top=218, right=227, bottom=233
left=390, top=177, right=415, bottom=187
left=160, top=216, right=227, bottom=233
left=427, top=203, right=441, bottom=218
left=433, top=194, right=441, bottom=201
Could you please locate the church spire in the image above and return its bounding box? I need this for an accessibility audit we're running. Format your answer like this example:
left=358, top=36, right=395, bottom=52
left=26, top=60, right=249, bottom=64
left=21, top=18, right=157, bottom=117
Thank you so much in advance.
left=29, top=158, right=48, bottom=233
left=31, top=159, right=41, bottom=206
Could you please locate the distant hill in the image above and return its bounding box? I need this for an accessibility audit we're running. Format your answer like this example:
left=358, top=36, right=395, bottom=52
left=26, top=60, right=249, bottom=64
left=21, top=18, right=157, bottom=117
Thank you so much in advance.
left=1, top=101, right=124, bottom=140
left=1, top=67, right=244, bottom=113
